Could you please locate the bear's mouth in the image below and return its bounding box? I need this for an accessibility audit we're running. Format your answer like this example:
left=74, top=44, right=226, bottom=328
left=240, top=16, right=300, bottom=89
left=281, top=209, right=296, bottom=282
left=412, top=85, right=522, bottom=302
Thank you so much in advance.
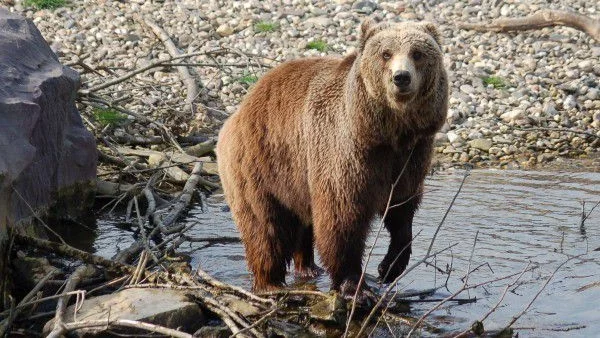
left=393, top=89, right=414, bottom=101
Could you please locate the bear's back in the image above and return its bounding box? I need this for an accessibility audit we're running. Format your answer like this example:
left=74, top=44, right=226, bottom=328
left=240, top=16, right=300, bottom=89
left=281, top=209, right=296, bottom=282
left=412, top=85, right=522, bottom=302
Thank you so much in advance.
left=217, top=56, right=349, bottom=223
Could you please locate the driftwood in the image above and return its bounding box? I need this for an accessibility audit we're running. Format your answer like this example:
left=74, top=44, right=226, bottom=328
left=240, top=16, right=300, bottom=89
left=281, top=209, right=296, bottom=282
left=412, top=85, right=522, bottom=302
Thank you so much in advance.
left=458, top=10, right=600, bottom=41
left=13, top=234, right=137, bottom=275
left=0, top=270, right=58, bottom=336
left=153, top=162, right=203, bottom=231
left=143, top=17, right=202, bottom=118
left=82, top=94, right=185, bottom=152
left=184, top=139, right=216, bottom=157
left=47, top=265, right=97, bottom=338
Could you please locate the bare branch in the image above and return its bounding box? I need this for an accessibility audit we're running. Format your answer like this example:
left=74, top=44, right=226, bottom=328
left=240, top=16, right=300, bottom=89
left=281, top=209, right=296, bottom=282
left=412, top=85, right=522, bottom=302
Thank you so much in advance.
left=458, top=10, right=600, bottom=41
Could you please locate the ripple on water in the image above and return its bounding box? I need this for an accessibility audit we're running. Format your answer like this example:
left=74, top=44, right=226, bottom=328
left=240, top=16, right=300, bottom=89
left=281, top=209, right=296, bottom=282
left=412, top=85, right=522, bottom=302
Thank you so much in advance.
left=94, top=170, right=600, bottom=337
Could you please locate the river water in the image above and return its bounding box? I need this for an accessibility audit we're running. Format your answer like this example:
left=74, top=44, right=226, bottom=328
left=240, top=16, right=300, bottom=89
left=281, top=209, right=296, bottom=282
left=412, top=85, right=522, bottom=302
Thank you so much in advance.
left=93, top=169, right=600, bottom=337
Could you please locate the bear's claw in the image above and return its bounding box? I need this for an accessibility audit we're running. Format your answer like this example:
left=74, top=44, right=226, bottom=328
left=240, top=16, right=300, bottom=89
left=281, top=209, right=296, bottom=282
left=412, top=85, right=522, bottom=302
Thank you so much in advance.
left=339, top=279, right=378, bottom=308
left=294, top=264, right=324, bottom=279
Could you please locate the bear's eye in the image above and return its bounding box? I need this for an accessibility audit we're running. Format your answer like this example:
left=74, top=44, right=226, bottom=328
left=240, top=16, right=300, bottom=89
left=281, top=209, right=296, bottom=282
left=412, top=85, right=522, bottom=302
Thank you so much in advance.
left=412, top=50, right=424, bottom=61
left=382, top=51, right=392, bottom=60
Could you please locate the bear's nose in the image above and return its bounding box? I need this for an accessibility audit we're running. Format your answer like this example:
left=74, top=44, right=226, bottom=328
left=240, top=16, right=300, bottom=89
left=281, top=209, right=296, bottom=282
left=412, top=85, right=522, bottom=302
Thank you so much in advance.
left=393, top=71, right=411, bottom=88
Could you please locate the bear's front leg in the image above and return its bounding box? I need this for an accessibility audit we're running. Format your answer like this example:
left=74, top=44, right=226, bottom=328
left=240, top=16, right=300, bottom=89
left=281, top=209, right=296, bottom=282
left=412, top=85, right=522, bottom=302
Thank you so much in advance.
left=378, top=196, right=419, bottom=283
left=311, top=189, right=375, bottom=305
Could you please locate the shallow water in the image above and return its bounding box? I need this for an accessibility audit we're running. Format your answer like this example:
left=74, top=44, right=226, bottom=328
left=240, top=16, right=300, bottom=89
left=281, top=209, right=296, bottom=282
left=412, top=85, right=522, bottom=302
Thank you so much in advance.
left=93, top=169, right=600, bottom=337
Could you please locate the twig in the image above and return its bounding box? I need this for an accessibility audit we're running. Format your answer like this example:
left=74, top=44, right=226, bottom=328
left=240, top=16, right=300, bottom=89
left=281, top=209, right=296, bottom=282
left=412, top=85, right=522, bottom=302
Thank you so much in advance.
left=452, top=262, right=532, bottom=338
left=407, top=231, right=479, bottom=337
left=60, top=318, right=193, bottom=338
left=503, top=255, right=581, bottom=330
left=458, top=10, right=600, bottom=41
left=13, top=234, right=136, bottom=275
left=426, top=169, right=470, bottom=258
left=11, top=187, right=66, bottom=244
left=82, top=95, right=185, bottom=152
left=230, top=306, right=279, bottom=338
left=355, top=243, right=458, bottom=337
left=47, top=265, right=96, bottom=338
left=154, top=162, right=203, bottom=231
left=0, top=270, right=58, bottom=336
left=581, top=200, right=600, bottom=226
left=509, top=126, right=600, bottom=140
left=196, top=269, right=274, bottom=306
left=79, top=50, right=224, bottom=94
left=344, top=148, right=415, bottom=337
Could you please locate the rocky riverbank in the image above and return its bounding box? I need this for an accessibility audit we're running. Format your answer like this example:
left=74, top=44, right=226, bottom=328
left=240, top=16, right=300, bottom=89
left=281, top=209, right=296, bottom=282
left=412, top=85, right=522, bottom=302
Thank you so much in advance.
left=7, top=0, right=599, bottom=171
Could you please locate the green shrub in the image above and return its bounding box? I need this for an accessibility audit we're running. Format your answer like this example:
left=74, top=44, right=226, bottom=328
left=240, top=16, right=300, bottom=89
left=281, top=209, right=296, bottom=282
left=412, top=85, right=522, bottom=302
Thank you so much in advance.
left=255, top=21, right=278, bottom=33
left=24, top=0, right=66, bottom=9
left=306, top=40, right=329, bottom=52
left=239, top=74, right=259, bottom=85
left=483, top=76, right=507, bottom=89
left=93, top=108, right=128, bottom=126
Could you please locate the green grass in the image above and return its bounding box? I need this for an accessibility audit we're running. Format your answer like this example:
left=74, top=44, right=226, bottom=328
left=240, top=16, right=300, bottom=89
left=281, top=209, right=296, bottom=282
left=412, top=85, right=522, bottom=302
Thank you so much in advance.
left=24, top=0, right=66, bottom=9
left=93, top=108, right=128, bottom=126
left=238, top=74, right=259, bottom=85
left=306, top=40, right=329, bottom=52
left=483, top=76, right=507, bottom=89
left=255, top=21, right=279, bottom=33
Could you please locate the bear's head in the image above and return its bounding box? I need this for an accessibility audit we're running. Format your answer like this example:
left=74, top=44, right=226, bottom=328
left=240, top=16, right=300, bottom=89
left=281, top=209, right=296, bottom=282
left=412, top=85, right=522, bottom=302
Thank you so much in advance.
left=358, top=19, right=444, bottom=112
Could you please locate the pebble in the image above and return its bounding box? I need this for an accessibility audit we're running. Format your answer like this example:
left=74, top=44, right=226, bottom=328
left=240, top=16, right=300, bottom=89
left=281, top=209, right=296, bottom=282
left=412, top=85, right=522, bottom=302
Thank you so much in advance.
left=469, top=139, right=493, bottom=152
left=500, top=110, right=524, bottom=123
left=216, top=24, right=234, bottom=37
left=563, top=95, right=578, bottom=109
left=447, top=131, right=460, bottom=143
left=9, top=0, right=596, bottom=170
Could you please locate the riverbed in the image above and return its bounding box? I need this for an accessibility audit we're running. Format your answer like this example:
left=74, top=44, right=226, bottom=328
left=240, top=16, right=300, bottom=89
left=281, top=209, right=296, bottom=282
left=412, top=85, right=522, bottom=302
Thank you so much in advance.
left=93, top=169, right=600, bottom=337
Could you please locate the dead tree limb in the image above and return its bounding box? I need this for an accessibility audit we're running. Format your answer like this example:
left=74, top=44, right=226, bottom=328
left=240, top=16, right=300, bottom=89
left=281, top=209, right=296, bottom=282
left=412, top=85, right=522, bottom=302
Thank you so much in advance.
left=0, top=270, right=58, bottom=336
left=60, top=318, right=193, bottom=338
left=458, top=10, right=600, bottom=41
left=13, top=234, right=136, bottom=275
left=79, top=50, right=222, bottom=94
left=47, top=265, right=97, bottom=338
left=154, top=162, right=203, bottom=231
left=143, top=17, right=202, bottom=118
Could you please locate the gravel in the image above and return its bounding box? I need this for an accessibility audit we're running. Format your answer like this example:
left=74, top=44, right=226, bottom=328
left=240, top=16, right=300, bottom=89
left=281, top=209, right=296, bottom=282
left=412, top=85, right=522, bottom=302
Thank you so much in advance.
left=8, top=0, right=599, bottom=170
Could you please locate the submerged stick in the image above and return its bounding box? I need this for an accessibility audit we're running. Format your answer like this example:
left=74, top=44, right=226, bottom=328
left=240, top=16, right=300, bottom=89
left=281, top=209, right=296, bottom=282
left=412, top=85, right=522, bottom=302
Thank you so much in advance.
left=13, top=234, right=135, bottom=275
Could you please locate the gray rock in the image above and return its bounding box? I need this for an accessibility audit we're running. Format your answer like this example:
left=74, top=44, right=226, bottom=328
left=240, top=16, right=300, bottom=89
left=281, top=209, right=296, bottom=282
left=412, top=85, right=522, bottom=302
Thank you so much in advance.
left=469, top=138, right=493, bottom=152
left=586, top=87, right=599, bottom=100
left=500, top=109, right=524, bottom=123
left=216, top=24, right=234, bottom=37
left=304, top=16, right=332, bottom=27
left=543, top=102, right=558, bottom=116
left=447, top=130, right=460, bottom=143
left=352, top=1, right=379, bottom=14
left=0, top=9, right=96, bottom=228
left=43, top=288, right=205, bottom=337
left=460, top=84, right=474, bottom=94
left=309, top=293, right=346, bottom=324
left=578, top=59, right=593, bottom=72
left=435, top=132, right=448, bottom=145
left=563, top=95, right=578, bottom=109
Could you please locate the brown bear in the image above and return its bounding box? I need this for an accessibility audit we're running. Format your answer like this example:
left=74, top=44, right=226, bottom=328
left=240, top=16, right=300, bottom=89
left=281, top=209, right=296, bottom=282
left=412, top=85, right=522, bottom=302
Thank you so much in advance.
left=216, top=18, right=448, bottom=299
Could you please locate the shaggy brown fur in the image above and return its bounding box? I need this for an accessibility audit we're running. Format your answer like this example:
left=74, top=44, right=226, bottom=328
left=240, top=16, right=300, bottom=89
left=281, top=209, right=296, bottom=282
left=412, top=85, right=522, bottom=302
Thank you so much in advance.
left=216, top=19, right=448, bottom=297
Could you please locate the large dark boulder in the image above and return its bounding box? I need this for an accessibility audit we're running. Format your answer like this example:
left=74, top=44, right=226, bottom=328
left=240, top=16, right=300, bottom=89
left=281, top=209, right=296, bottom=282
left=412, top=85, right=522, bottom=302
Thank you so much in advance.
left=0, top=7, right=97, bottom=279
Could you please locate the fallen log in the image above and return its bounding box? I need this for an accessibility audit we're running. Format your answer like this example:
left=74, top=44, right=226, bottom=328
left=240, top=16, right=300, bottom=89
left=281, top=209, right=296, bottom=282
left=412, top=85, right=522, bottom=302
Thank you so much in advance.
left=458, top=10, right=600, bottom=41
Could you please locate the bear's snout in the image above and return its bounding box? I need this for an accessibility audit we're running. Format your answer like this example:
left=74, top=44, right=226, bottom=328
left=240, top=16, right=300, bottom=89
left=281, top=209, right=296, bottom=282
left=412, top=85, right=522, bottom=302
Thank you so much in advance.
left=393, top=70, right=411, bottom=89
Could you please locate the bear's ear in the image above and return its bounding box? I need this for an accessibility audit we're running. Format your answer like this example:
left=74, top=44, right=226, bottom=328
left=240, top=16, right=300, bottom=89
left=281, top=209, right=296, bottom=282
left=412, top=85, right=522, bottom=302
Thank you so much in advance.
left=418, top=22, right=442, bottom=47
left=359, top=17, right=380, bottom=50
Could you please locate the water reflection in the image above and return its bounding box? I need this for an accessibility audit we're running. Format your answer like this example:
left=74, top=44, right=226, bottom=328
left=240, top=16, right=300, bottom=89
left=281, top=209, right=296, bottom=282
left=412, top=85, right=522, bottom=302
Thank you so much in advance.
left=94, top=169, right=600, bottom=336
